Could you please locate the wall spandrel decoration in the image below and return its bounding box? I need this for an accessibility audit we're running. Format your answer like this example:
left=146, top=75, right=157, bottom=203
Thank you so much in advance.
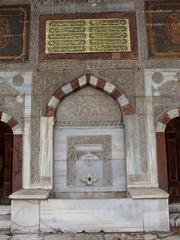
left=0, top=5, right=30, bottom=61
left=46, top=19, right=131, bottom=53
left=146, top=1, right=180, bottom=58
left=39, top=12, right=138, bottom=60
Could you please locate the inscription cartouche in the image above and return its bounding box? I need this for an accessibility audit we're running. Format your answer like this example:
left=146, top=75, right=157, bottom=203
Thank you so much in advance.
left=46, top=18, right=131, bottom=53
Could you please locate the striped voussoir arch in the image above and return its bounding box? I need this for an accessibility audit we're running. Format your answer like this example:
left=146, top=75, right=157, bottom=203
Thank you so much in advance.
left=156, top=108, right=180, bottom=133
left=0, top=111, right=22, bottom=135
left=45, top=74, right=133, bottom=117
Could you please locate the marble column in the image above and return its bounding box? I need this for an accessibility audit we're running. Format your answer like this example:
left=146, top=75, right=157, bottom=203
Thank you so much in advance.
left=39, top=116, right=54, bottom=189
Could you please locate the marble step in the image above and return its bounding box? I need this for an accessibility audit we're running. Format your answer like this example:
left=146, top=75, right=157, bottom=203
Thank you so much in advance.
left=0, top=206, right=11, bottom=233
left=169, top=203, right=180, bottom=213
left=0, top=206, right=11, bottom=215
left=0, top=215, right=11, bottom=234
left=169, top=213, right=180, bottom=228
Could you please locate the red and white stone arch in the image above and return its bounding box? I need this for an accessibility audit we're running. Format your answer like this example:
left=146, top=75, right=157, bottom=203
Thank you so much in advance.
left=156, top=108, right=180, bottom=132
left=156, top=107, right=180, bottom=192
left=0, top=111, right=22, bottom=135
left=45, top=74, right=133, bottom=117
left=0, top=111, right=23, bottom=192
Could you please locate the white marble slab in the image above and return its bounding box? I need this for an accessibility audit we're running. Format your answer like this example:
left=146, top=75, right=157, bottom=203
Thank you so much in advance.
left=142, top=199, right=170, bottom=232
left=40, top=199, right=143, bottom=233
left=9, top=189, right=50, bottom=200
left=128, top=188, right=169, bottom=199
left=0, top=205, right=11, bottom=215
left=0, top=214, right=10, bottom=230
left=11, top=200, right=40, bottom=233
left=10, top=196, right=170, bottom=233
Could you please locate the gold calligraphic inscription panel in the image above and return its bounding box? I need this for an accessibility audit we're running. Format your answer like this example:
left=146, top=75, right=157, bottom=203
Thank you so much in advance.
left=46, top=19, right=131, bottom=54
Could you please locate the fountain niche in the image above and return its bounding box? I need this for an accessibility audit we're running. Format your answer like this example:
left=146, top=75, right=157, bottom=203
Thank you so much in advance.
left=53, top=87, right=126, bottom=199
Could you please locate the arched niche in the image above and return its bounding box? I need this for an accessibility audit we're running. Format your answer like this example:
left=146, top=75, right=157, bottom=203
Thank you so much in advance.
left=53, top=87, right=126, bottom=198
left=156, top=108, right=180, bottom=195
left=39, top=74, right=135, bottom=191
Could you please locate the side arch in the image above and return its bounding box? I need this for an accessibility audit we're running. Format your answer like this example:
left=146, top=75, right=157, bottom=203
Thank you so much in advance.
left=0, top=112, right=22, bottom=135
left=0, top=111, right=23, bottom=193
left=156, top=108, right=180, bottom=192
left=156, top=108, right=180, bottom=133
left=45, top=74, right=133, bottom=117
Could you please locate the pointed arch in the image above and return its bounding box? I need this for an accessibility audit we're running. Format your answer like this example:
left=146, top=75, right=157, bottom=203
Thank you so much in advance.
left=156, top=107, right=180, bottom=192
left=0, top=111, right=23, bottom=192
left=156, top=108, right=180, bottom=132
left=45, top=74, right=133, bottom=117
left=0, top=111, right=22, bottom=135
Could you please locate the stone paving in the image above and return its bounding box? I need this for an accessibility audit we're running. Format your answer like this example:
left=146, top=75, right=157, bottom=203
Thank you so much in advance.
left=0, top=231, right=180, bottom=240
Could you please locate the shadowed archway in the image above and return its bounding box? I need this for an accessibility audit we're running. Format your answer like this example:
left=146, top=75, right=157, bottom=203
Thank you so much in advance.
left=0, top=112, right=23, bottom=202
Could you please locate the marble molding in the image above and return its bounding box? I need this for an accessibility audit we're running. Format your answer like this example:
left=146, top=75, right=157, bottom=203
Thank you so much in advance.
left=9, top=189, right=50, bottom=200
left=40, top=199, right=143, bottom=233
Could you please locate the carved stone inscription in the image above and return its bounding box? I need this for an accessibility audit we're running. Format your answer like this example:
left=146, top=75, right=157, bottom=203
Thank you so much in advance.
left=46, top=19, right=131, bottom=53
left=67, top=135, right=112, bottom=187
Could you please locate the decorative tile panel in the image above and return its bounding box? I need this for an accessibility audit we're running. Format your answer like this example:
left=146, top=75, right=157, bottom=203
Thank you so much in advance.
left=146, top=1, right=180, bottom=58
left=0, top=5, right=30, bottom=61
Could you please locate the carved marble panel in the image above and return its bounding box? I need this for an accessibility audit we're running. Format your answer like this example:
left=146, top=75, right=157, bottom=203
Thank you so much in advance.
left=54, top=128, right=126, bottom=194
left=55, top=87, right=122, bottom=127
left=0, top=80, right=23, bottom=125
left=67, top=135, right=112, bottom=187
left=150, top=70, right=180, bottom=97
